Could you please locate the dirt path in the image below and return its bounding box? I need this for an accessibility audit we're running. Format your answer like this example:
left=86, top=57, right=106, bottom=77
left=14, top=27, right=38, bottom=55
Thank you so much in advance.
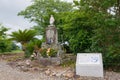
left=0, top=53, right=65, bottom=80
left=0, top=53, right=120, bottom=80
left=0, top=61, right=38, bottom=80
left=0, top=61, right=64, bottom=80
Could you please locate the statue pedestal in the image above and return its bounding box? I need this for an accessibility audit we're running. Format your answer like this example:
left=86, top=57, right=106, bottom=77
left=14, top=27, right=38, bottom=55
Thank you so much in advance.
left=46, top=25, right=58, bottom=44
left=36, top=42, right=64, bottom=65
left=41, top=43, right=61, bottom=51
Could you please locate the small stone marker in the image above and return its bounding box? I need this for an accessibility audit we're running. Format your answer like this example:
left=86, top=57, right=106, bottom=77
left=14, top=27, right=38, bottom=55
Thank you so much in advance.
left=76, top=53, right=103, bottom=77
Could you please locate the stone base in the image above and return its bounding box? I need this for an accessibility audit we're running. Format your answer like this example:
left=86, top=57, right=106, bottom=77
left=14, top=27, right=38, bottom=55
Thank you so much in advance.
left=37, top=43, right=64, bottom=66
left=37, top=57, right=61, bottom=66
left=41, top=43, right=61, bottom=51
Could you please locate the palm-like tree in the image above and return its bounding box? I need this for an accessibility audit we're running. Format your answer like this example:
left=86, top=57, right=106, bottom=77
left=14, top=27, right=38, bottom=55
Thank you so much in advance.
left=10, top=29, right=37, bottom=51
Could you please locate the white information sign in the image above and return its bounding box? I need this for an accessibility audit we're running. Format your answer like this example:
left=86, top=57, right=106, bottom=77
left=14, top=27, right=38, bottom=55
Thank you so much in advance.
left=78, top=54, right=100, bottom=64
left=76, top=53, right=103, bottom=77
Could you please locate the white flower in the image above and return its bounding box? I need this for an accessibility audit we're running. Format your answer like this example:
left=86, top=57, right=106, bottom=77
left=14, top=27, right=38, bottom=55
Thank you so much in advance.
left=31, top=55, right=34, bottom=58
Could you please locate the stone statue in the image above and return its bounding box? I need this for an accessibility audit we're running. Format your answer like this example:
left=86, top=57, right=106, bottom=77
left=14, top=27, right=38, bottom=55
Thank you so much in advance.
left=49, top=15, right=55, bottom=25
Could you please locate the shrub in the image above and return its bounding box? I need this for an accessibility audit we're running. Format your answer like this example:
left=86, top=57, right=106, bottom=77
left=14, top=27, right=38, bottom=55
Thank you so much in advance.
left=103, top=46, right=120, bottom=71
left=40, top=48, right=48, bottom=57
left=0, top=40, right=12, bottom=53
left=25, top=39, right=42, bottom=58
left=48, top=48, right=57, bottom=57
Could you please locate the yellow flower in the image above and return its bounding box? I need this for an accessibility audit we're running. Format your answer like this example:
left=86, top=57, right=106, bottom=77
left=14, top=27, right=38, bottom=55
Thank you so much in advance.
left=47, top=48, right=51, bottom=56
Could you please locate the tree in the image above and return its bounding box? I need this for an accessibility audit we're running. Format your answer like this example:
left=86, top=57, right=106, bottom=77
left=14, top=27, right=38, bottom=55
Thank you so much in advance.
left=0, top=24, right=9, bottom=39
left=18, top=0, right=73, bottom=36
left=60, top=11, right=93, bottom=53
left=10, top=29, right=37, bottom=51
left=73, top=0, right=120, bottom=70
left=0, top=24, right=12, bottom=53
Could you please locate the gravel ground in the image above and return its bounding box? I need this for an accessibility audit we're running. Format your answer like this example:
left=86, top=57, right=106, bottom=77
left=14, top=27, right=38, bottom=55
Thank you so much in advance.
left=0, top=61, right=65, bottom=80
left=0, top=60, right=120, bottom=80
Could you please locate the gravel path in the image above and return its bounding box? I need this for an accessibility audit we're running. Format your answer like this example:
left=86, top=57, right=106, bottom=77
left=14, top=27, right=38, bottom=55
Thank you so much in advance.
left=0, top=60, right=120, bottom=80
left=0, top=61, right=65, bottom=80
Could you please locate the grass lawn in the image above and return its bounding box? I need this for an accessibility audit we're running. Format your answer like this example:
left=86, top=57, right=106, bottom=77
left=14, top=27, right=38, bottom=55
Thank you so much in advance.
left=0, top=50, right=24, bottom=55
left=11, top=50, right=24, bottom=53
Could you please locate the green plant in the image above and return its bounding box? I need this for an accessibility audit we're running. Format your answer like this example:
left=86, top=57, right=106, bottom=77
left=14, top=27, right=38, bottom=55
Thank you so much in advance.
left=0, top=40, right=7, bottom=52
left=24, top=50, right=31, bottom=58
left=0, top=24, right=12, bottom=53
left=10, top=29, right=37, bottom=51
left=0, top=40, right=12, bottom=53
left=62, top=44, right=73, bottom=53
left=48, top=48, right=57, bottom=57
left=11, top=42, right=18, bottom=50
left=103, top=46, right=120, bottom=71
left=61, top=60, right=75, bottom=67
left=40, top=49, right=48, bottom=58
left=39, top=48, right=57, bottom=57
left=25, top=39, right=42, bottom=58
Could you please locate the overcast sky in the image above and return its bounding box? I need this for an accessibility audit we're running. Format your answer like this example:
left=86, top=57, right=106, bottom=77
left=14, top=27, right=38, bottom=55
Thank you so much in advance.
left=0, top=0, right=73, bottom=34
left=0, top=0, right=34, bottom=34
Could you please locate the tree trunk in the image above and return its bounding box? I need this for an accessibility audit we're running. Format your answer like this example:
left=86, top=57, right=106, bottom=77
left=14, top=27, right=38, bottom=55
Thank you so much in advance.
left=117, top=0, right=120, bottom=17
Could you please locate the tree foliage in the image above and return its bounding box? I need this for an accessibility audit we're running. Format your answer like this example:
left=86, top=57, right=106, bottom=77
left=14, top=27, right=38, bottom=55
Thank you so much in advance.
left=10, top=29, right=37, bottom=51
left=10, top=29, right=37, bottom=44
left=25, top=39, right=42, bottom=58
left=61, top=11, right=93, bottom=53
left=0, top=24, right=9, bottom=39
left=18, top=0, right=73, bottom=35
left=0, top=24, right=12, bottom=53
left=73, top=0, right=120, bottom=70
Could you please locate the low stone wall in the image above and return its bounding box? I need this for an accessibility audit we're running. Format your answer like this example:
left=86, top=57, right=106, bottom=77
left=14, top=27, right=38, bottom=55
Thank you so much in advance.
left=37, top=56, right=61, bottom=66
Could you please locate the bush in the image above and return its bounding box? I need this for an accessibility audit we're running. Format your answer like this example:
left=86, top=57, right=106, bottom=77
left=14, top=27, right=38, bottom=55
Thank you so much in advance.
left=103, top=46, right=120, bottom=71
left=0, top=40, right=7, bottom=52
left=0, top=40, right=12, bottom=53
left=40, top=48, right=48, bottom=57
left=69, top=30, right=92, bottom=54
left=25, top=39, right=42, bottom=58
left=62, top=44, right=73, bottom=53
left=11, top=42, right=18, bottom=50
left=48, top=48, right=57, bottom=57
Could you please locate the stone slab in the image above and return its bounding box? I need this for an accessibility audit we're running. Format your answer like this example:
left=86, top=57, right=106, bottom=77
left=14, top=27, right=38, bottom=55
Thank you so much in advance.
left=76, top=53, right=103, bottom=77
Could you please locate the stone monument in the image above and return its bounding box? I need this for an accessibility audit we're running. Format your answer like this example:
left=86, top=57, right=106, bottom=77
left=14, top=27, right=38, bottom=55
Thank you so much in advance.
left=41, top=15, right=60, bottom=50
left=46, top=25, right=58, bottom=44
left=38, top=15, right=64, bottom=65
left=76, top=53, right=104, bottom=77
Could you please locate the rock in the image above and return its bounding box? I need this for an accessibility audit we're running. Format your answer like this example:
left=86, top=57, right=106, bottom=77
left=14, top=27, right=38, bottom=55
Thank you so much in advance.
left=50, top=72, right=56, bottom=76
left=7, top=62, right=15, bottom=67
left=17, top=61, right=24, bottom=66
left=63, top=71, right=74, bottom=78
left=56, top=73, right=62, bottom=77
left=25, top=59, right=31, bottom=66
left=33, top=67, right=39, bottom=71
left=20, top=66, right=29, bottom=72
left=45, top=69, right=51, bottom=75
left=30, top=67, right=39, bottom=72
